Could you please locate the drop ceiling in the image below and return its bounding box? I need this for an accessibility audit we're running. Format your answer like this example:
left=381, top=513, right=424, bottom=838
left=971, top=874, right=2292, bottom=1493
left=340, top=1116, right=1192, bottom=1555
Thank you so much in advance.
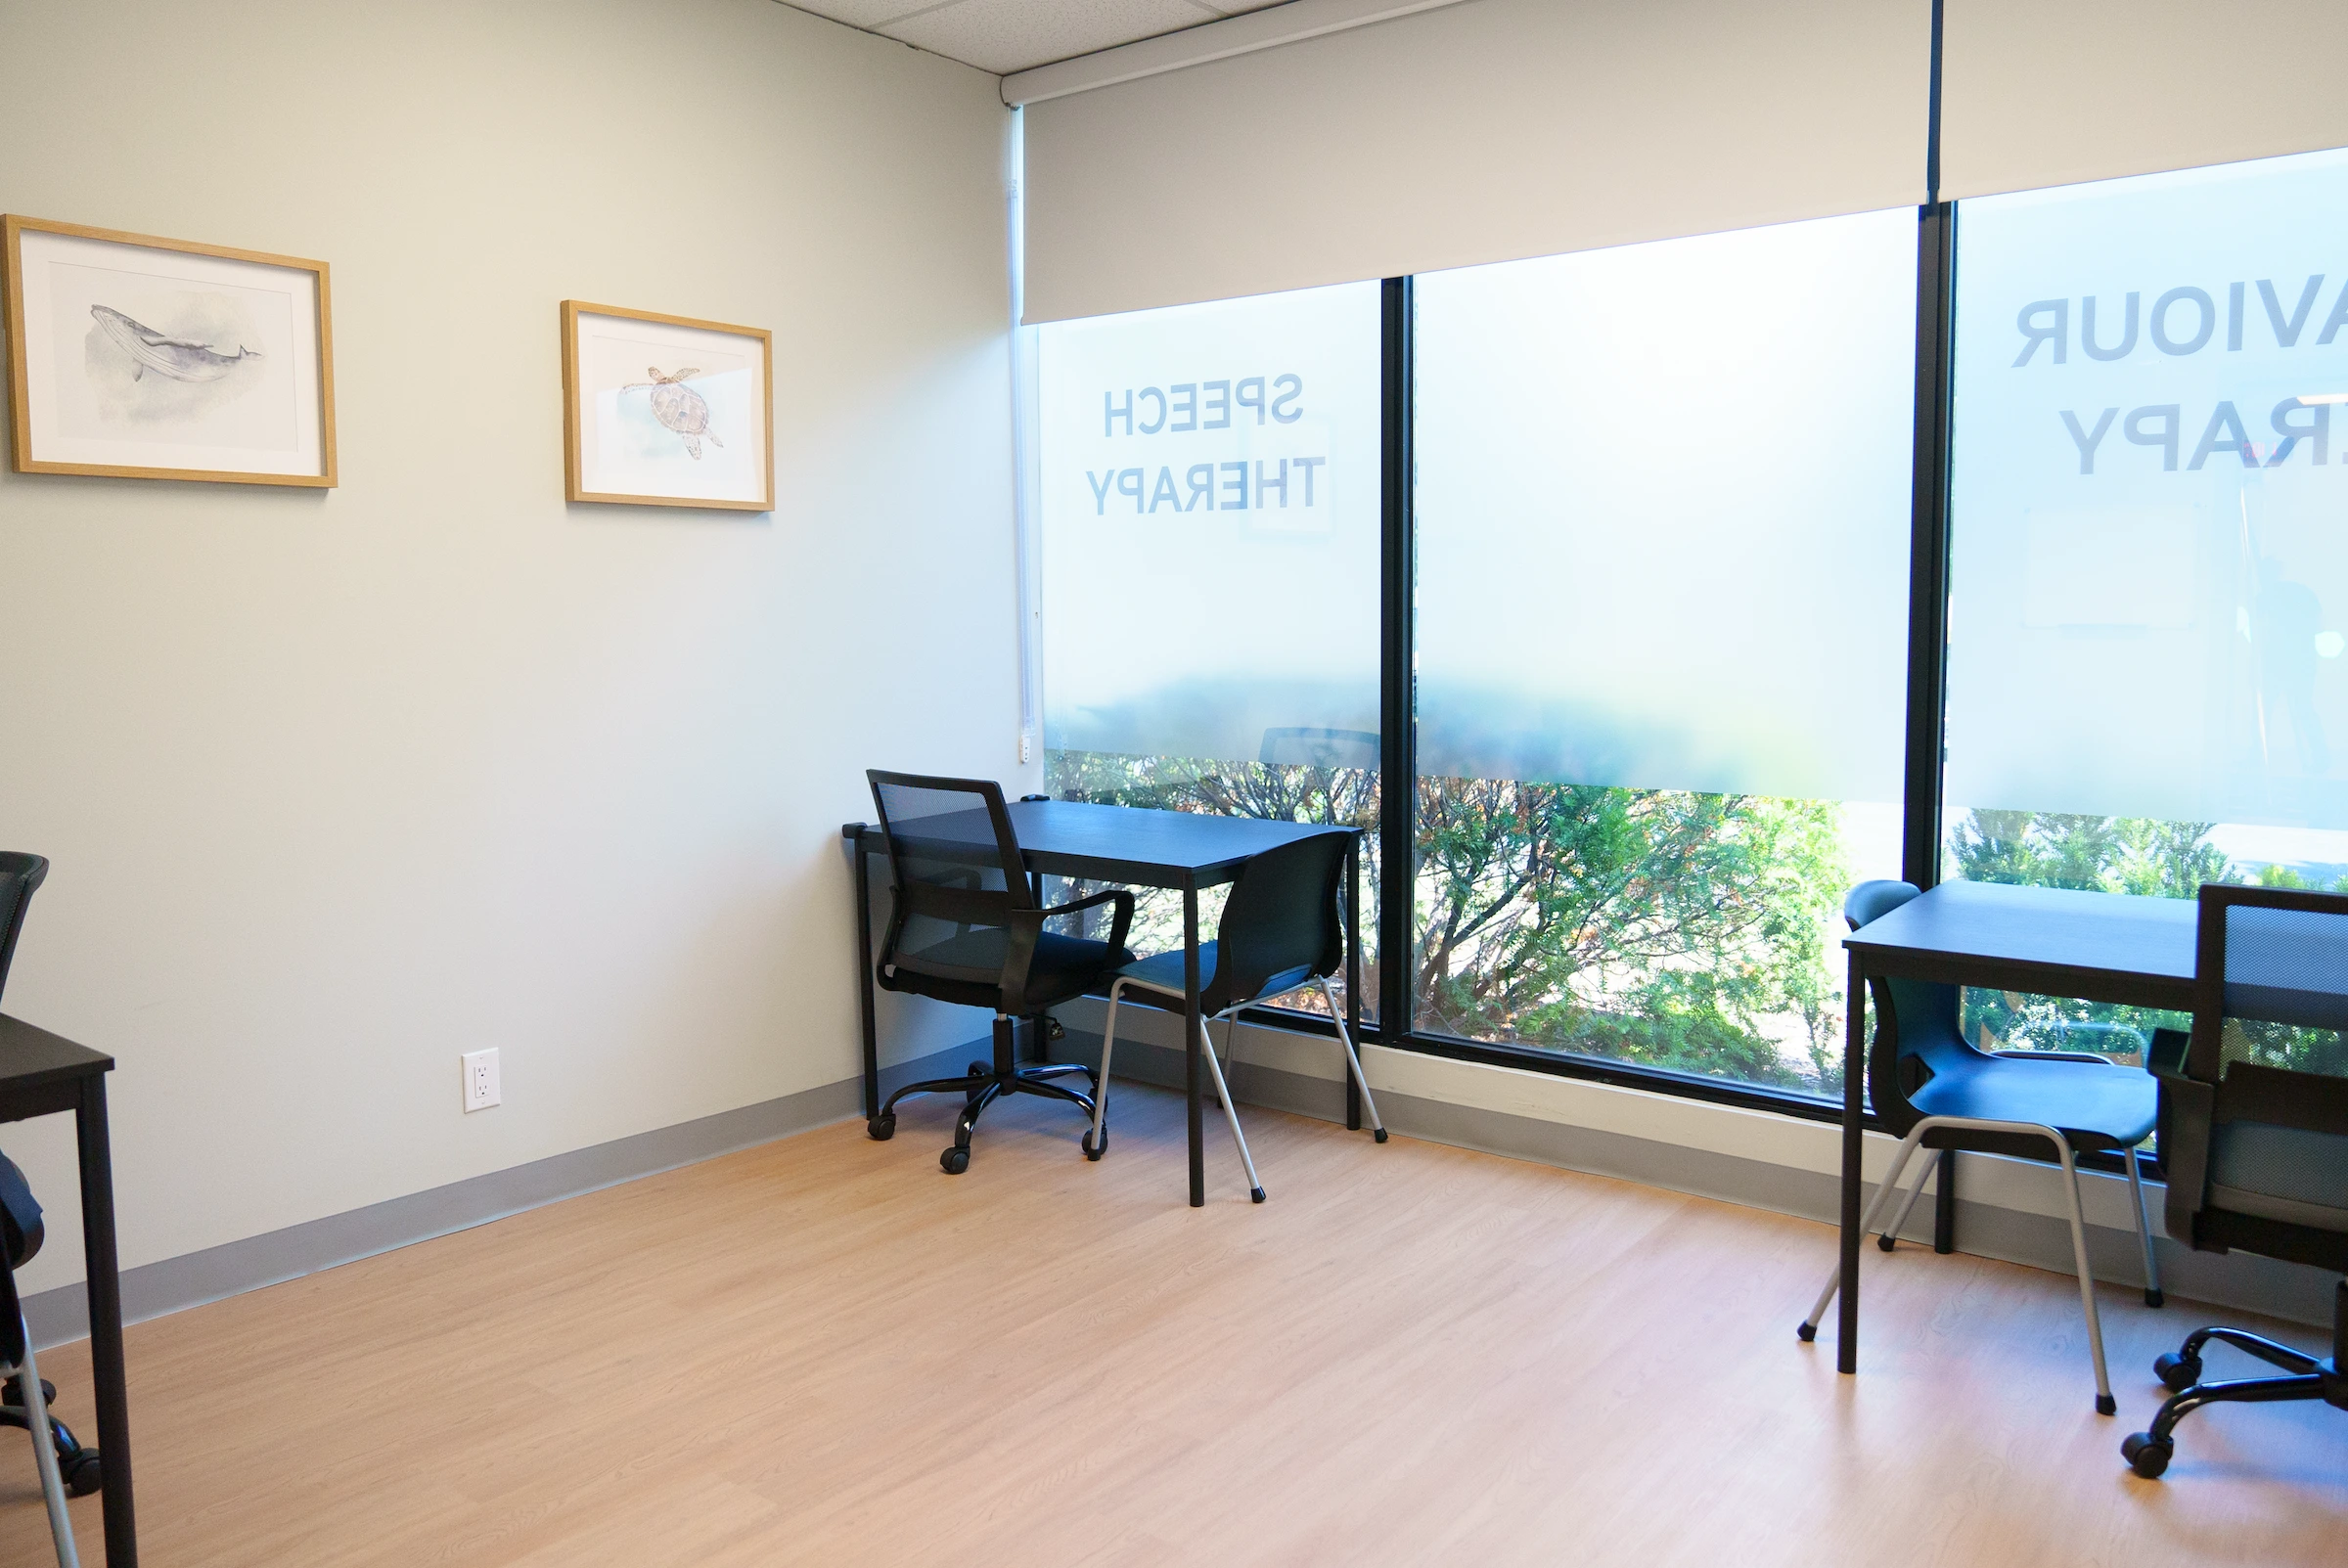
left=784, top=0, right=1294, bottom=76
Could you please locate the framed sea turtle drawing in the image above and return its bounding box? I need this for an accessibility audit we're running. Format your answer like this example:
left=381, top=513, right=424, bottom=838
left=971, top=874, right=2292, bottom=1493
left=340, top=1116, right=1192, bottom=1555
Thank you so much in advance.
left=561, top=301, right=773, bottom=511
left=3, top=214, right=336, bottom=486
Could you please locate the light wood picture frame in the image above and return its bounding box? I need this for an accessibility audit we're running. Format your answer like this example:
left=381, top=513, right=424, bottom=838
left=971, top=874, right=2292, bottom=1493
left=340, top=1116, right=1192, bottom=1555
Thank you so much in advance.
left=3, top=214, right=336, bottom=487
left=562, top=300, right=774, bottom=512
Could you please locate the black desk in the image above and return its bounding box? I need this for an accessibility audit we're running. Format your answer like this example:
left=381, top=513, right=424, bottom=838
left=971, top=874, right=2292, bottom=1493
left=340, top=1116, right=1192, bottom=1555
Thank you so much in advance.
left=1832, top=881, right=2194, bottom=1372
left=0, top=1014, right=134, bottom=1564
left=845, top=801, right=1363, bottom=1206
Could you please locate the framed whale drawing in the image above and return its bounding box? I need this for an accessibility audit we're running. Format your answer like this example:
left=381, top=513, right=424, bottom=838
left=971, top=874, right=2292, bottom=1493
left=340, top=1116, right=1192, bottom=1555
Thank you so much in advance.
left=562, top=300, right=773, bottom=512
left=2, top=215, right=336, bottom=486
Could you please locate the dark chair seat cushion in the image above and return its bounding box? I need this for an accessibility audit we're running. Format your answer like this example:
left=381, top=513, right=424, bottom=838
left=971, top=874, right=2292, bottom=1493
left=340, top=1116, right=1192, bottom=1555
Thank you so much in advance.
left=1116, top=942, right=1219, bottom=1005
left=1112, top=944, right=1321, bottom=1013
left=2210, top=1121, right=2348, bottom=1232
left=884, top=929, right=1133, bottom=1012
left=1909, top=1054, right=2158, bottom=1151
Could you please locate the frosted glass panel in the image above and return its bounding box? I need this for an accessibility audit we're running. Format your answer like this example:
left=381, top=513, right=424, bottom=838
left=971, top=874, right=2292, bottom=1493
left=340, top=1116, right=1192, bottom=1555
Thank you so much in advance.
left=1945, top=148, right=2348, bottom=828
left=1414, top=208, right=1918, bottom=800
left=1037, top=284, right=1379, bottom=763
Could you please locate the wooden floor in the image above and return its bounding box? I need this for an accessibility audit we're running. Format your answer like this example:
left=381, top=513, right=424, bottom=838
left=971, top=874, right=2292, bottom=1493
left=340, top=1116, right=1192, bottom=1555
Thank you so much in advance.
left=4, top=1084, right=2345, bottom=1566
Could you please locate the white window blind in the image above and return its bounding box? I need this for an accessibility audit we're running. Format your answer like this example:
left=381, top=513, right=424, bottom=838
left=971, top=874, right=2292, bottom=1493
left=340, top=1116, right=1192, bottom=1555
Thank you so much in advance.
left=1942, top=0, right=2348, bottom=202
left=1021, top=0, right=1929, bottom=324
left=1414, top=208, right=1919, bottom=804
left=1038, top=283, right=1381, bottom=765
left=1944, top=148, right=2348, bottom=829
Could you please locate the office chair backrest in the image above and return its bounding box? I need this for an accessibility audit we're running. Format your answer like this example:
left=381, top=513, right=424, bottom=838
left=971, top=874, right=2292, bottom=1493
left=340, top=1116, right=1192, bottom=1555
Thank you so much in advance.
left=1843, top=878, right=1975, bottom=1136
left=1210, top=830, right=1351, bottom=1013
left=2158, top=882, right=2348, bottom=1263
left=0, top=854, right=49, bottom=1008
left=2188, top=881, right=2348, bottom=1082
left=866, top=772, right=1033, bottom=991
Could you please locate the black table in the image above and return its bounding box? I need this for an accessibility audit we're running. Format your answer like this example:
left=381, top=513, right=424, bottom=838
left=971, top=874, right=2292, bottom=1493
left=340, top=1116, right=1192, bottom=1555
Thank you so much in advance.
left=1832, top=881, right=2194, bottom=1372
left=0, top=1014, right=134, bottom=1564
left=846, top=801, right=1364, bottom=1206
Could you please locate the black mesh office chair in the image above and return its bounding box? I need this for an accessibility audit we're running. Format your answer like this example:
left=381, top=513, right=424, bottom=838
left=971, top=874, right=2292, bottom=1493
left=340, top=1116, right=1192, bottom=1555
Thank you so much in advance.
left=1801, top=879, right=2164, bottom=1414
left=2122, top=883, right=2348, bottom=1479
left=1087, top=830, right=1382, bottom=1203
left=862, top=774, right=1134, bottom=1175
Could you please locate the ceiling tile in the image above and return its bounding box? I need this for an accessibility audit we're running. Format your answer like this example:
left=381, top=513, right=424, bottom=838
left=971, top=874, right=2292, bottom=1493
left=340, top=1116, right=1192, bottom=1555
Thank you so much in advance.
left=781, top=0, right=926, bottom=29
left=882, top=0, right=1221, bottom=74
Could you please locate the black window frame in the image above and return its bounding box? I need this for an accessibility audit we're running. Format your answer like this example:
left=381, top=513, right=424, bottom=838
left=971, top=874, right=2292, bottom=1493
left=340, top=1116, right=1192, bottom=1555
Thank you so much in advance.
left=1111, top=1, right=2156, bottom=1172
left=1241, top=1, right=1963, bottom=1137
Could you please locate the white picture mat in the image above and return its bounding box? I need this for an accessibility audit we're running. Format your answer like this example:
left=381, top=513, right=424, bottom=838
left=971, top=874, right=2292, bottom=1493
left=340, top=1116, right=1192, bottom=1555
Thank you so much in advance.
left=570, top=312, right=767, bottom=506
left=15, top=228, right=323, bottom=476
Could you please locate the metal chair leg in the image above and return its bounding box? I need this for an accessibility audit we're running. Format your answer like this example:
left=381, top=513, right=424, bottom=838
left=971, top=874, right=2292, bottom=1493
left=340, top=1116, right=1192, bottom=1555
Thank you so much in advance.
left=1876, top=1142, right=1937, bottom=1252
left=1197, top=1016, right=1265, bottom=1202
left=1085, top=980, right=1124, bottom=1161
left=13, top=1325, right=78, bottom=1568
left=1802, top=1122, right=1932, bottom=1336
left=2124, top=1144, right=2164, bottom=1307
left=1318, top=977, right=1386, bottom=1141
left=2053, top=1137, right=2118, bottom=1414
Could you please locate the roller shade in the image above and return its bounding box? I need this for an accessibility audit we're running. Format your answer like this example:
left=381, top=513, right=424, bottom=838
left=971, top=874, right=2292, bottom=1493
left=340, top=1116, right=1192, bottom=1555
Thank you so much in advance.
left=1942, top=0, right=2348, bottom=202
left=1021, top=0, right=1930, bottom=324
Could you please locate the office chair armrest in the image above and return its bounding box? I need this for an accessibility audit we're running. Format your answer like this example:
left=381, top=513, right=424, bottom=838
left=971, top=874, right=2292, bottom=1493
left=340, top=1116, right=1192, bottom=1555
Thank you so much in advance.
left=2145, top=1026, right=2193, bottom=1081
left=2145, top=1029, right=2212, bottom=1244
left=1045, top=887, right=1135, bottom=956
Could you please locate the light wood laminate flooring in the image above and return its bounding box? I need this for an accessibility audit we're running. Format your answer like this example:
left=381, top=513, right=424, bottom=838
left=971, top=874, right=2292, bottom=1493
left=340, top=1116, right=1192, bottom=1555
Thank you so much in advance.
left=2, top=1082, right=2343, bottom=1565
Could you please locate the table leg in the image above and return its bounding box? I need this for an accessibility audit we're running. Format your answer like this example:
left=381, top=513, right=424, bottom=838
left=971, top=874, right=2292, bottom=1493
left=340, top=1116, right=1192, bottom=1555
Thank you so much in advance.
left=1184, top=881, right=1203, bottom=1208
left=1838, top=953, right=1866, bottom=1375
left=76, top=1078, right=135, bottom=1565
left=1934, top=1149, right=1959, bottom=1255
left=1344, top=838, right=1362, bottom=1132
left=855, top=835, right=879, bottom=1122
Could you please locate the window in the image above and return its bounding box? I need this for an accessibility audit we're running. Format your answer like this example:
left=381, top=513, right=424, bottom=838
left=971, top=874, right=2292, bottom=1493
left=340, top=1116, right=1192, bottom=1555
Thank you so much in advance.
left=1035, top=284, right=1384, bottom=1014
left=1410, top=209, right=1919, bottom=1097
left=1021, top=127, right=2348, bottom=1121
left=1943, top=147, right=2348, bottom=1062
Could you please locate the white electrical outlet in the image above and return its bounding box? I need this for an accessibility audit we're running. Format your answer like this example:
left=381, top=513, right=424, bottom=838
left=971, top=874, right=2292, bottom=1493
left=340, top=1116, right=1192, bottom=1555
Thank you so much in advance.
left=462, top=1049, right=501, bottom=1113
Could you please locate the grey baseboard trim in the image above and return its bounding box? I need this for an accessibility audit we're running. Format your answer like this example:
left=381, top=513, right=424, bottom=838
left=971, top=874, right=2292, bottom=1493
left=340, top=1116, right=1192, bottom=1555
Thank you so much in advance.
left=21, top=1040, right=981, bottom=1350
left=27, top=1024, right=2336, bottom=1351
left=1068, top=1029, right=2341, bottom=1330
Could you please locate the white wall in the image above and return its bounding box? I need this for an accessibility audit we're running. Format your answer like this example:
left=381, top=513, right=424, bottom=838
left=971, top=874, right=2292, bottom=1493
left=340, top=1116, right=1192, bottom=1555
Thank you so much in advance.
left=0, top=0, right=1026, bottom=1292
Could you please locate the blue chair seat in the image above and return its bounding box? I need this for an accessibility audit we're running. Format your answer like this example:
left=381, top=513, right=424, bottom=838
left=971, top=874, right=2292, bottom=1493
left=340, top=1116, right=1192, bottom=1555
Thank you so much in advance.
left=1909, top=1054, right=2157, bottom=1150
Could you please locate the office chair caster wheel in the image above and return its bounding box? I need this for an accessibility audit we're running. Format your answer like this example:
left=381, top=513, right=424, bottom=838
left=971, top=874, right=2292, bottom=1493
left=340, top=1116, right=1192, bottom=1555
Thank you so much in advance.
left=1, top=1377, right=55, bottom=1408
left=2121, top=1432, right=2171, bottom=1479
left=1373, top=1128, right=1388, bottom=1143
left=940, top=1146, right=971, bottom=1176
left=1081, top=1129, right=1106, bottom=1161
left=867, top=1113, right=895, bottom=1142
left=2154, top=1351, right=2199, bottom=1393
left=60, top=1449, right=100, bottom=1497
left=967, top=1060, right=990, bottom=1080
